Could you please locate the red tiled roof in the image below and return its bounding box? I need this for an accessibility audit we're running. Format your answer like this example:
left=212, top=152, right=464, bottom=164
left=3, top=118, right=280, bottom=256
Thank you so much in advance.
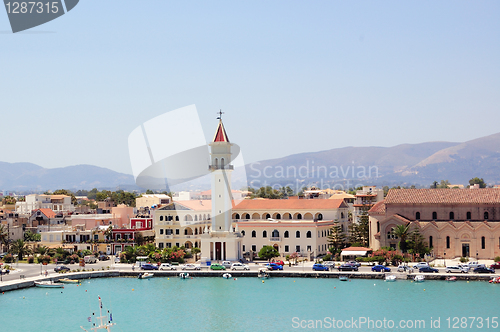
left=37, top=208, right=56, bottom=218
left=213, top=120, right=229, bottom=142
left=385, top=188, right=500, bottom=204
left=369, top=201, right=386, bottom=214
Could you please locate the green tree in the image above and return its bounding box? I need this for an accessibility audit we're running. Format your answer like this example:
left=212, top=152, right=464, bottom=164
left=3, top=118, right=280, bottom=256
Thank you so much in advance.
left=146, top=189, right=155, bottom=194
left=406, top=228, right=431, bottom=257
left=10, top=239, right=32, bottom=260
left=191, top=247, right=201, bottom=261
left=327, top=221, right=346, bottom=250
left=469, top=177, right=486, bottom=188
left=391, top=224, right=411, bottom=253
left=87, top=188, right=99, bottom=200
left=24, top=230, right=41, bottom=242
left=2, top=196, right=16, bottom=205
left=348, top=212, right=370, bottom=247
left=0, top=224, right=8, bottom=251
left=258, top=245, right=279, bottom=261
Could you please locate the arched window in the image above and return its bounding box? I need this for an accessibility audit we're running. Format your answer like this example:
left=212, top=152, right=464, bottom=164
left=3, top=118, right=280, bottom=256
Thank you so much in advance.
left=449, top=212, right=454, bottom=220
left=297, top=214, right=302, bottom=220
left=241, top=230, right=245, bottom=236
left=446, top=236, right=450, bottom=249
left=195, top=228, right=198, bottom=235
left=387, top=231, right=391, bottom=239
left=194, top=215, right=198, bottom=221
left=341, top=224, right=344, bottom=232
left=184, top=229, right=188, bottom=235
left=235, top=214, right=240, bottom=220
left=160, top=216, right=164, bottom=221
left=296, top=231, right=300, bottom=238
left=284, top=231, right=289, bottom=238
left=341, top=212, right=344, bottom=219
left=263, top=230, right=267, bottom=238
left=175, top=216, right=179, bottom=221
left=317, top=213, right=323, bottom=220
left=276, top=213, right=281, bottom=219
left=245, top=214, right=250, bottom=219
left=429, top=236, right=433, bottom=248
left=221, top=158, right=225, bottom=168
left=484, top=211, right=489, bottom=220
left=415, top=212, right=420, bottom=220
left=432, top=212, right=437, bottom=220
left=214, top=158, right=218, bottom=168
left=251, top=230, right=256, bottom=238
left=265, top=213, right=271, bottom=219
left=467, top=211, right=471, bottom=220
left=376, top=221, right=380, bottom=233
left=272, top=229, right=279, bottom=237
left=306, top=231, right=311, bottom=238
left=481, top=236, right=486, bottom=249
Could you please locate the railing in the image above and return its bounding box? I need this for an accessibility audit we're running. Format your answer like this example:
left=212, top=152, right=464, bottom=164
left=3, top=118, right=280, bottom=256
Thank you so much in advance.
left=208, top=165, right=234, bottom=171
left=269, top=237, right=281, bottom=242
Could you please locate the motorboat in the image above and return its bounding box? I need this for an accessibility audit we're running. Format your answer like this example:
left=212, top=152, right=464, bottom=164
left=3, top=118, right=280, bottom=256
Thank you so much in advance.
left=34, top=281, right=64, bottom=288
left=489, top=276, right=500, bottom=284
left=446, top=276, right=457, bottom=282
left=385, top=275, right=397, bottom=282
left=138, top=273, right=153, bottom=279
left=81, top=296, right=115, bottom=332
left=59, top=278, right=80, bottom=284
left=257, top=268, right=270, bottom=279
left=339, top=275, right=349, bottom=281
left=179, top=272, right=189, bottom=279
left=414, top=275, right=425, bottom=282
left=222, top=273, right=232, bottom=279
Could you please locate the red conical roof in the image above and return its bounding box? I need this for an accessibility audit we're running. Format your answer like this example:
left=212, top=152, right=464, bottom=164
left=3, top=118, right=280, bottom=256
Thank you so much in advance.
left=213, top=120, right=230, bottom=142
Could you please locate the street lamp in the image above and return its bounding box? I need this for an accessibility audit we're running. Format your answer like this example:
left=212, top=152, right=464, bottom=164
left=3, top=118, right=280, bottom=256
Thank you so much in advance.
left=476, top=251, right=478, bottom=262
left=443, top=251, right=446, bottom=267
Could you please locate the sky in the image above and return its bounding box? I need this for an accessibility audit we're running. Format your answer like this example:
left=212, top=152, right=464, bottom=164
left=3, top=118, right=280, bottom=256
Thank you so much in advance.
left=1, top=1, right=499, bottom=175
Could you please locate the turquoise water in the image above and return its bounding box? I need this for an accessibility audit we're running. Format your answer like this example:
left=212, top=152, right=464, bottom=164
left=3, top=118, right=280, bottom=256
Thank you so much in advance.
left=1, top=277, right=499, bottom=331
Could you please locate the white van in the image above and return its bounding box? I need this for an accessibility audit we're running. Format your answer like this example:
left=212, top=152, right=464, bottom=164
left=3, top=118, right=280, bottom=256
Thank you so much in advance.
left=84, top=255, right=97, bottom=264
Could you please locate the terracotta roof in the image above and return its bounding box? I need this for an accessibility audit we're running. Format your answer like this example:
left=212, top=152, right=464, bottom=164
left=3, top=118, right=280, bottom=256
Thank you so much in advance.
left=172, top=199, right=349, bottom=211
left=213, top=120, right=229, bottom=142
left=369, top=201, right=386, bottom=214
left=385, top=188, right=500, bottom=204
left=36, top=208, right=56, bottom=218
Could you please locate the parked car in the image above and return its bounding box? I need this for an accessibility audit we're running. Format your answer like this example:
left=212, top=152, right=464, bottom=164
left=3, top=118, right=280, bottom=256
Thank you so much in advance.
left=463, top=261, right=482, bottom=269
left=84, top=255, right=97, bottom=264
left=273, top=260, right=285, bottom=266
left=221, top=261, right=232, bottom=269
left=397, top=265, right=414, bottom=273
left=474, top=266, right=495, bottom=273
left=159, top=263, right=177, bottom=270
left=445, top=265, right=469, bottom=273
left=412, top=262, right=429, bottom=269
left=182, top=264, right=201, bottom=270
left=210, top=263, right=226, bottom=270
left=54, top=265, right=70, bottom=272
left=371, top=265, right=391, bottom=272
left=98, top=255, right=109, bottom=261
left=490, top=262, right=500, bottom=269
left=312, top=264, right=329, bottom=271
left=338, top=264, right=358, bottom=272
left=346, top=261, right=361, bottom=267
left=231, top=263, right=250, bottom=270
left=419, top=266, right=439, bottom=273
left=140, top=263, right=159, bottom=270
left=323, top=261, right=336, bottom=267
left=266, top=263, right=283, bottom=270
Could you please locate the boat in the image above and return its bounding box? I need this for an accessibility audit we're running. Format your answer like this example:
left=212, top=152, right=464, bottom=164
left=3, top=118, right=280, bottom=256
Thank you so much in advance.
left=222, top=273, right=232, bottom=279
left=339, top=275, right=349, bottom=281
left=414, top=275, right=425, bottom=282
left=34, top=281, right=64, bottom=288
left=489, top=277, right=500, bottom=284
left=179, top=272, right=189, bottom=279
left=138, top=273, right=153, bottom=279
left=446, top=276, right=457, bottom=282
left=81, top=296, right=115, bottom=332
left=385, top=275, right=397, bottom=282
left=257, top=268, right=270, bottom=279
left=59, top=278, right=80, bottom=284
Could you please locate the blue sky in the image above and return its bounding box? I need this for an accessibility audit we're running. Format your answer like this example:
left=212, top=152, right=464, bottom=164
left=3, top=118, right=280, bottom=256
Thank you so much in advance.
left=1, top=1, right=499, bottom=175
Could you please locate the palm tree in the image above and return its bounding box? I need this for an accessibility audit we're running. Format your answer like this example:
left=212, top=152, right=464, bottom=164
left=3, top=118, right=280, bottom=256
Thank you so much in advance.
left=0, top=224, right=8, bottom=252
left=10, top=239, right=32, bottom=260
left=391, top=224, right=411, bottom=253
left=36, top=245, right=49, bottom=256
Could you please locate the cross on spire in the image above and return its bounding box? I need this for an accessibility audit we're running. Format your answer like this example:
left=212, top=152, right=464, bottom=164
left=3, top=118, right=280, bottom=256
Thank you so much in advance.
left=217, top=109, right=224, bottom=120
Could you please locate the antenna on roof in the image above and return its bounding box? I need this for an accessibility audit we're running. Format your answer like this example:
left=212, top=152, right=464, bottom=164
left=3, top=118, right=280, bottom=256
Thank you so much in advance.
left=217, top=109, right=224, bottom=120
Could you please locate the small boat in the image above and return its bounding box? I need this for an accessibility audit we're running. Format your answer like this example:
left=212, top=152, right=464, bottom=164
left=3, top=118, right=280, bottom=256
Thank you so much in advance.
left=81, top=296, right=115, bottom=332
left=446, top=276, right=457, bottom=282
left=222, top=273, right=232, bottom=279
left=34, top=281, right=64, bottom=288
left=385, top=275, right=397, bottom=282
left=339, top=275, right=349, bottom=281
left=59, top=278, right=80, bottom=284
left=258, top=268, right=270, bottom=279
left=179, top=272, right=189, bottom=279
left=138, top=273, right=153, bottom=279
left=489, top=277, right=500, bottom=284
left=414, top=275, right=425, bottom=282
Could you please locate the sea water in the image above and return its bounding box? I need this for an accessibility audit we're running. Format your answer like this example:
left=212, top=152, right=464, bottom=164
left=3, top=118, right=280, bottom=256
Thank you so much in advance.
left=1, top=277, right=499, bottom=331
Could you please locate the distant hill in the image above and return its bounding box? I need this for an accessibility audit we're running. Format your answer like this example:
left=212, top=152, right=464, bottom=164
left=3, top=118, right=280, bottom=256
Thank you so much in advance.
left=244, top=132, right=500, bottom=188
left=0, top=162, right=136, bottom=192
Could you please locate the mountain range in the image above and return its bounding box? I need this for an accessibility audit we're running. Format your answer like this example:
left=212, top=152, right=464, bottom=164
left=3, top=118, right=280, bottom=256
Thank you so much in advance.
left=2, top=132, right=500, bottom=192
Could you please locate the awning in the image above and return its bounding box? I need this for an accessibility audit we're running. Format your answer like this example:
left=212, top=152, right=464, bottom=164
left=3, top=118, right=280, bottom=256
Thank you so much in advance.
left=341, top=250, right=368, bottom=256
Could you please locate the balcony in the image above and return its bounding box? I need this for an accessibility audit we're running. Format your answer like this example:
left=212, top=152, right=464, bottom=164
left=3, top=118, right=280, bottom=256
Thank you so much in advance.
left=208, top=165, right=234, bottom=171
left=269, top=237, right=281, bottom=242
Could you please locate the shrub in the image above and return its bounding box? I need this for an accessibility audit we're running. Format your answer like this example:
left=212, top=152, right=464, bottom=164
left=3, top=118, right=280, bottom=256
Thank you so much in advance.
left=27, top=256, right=34, bottom=264
left=323, top=254, right=332, bottom=261
left=494, top=256, right=500, bottom=262
left=460, top=256, right=469, bottom=263
left=3, top=254, right=13, bottom=263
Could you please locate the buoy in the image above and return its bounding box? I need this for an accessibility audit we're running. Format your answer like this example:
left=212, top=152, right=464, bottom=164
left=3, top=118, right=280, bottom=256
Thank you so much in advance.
left=23, top=296, right=25, bottom=299
left=167, top=278, right=169, bottom=280
left=334, top=287, right=336, bottom=289
left=262, top=280, right=264, bottom=283
left=85, top=290, right=87, bottom=292
left=424, top=289, right=426, bottom=291
left=132, top=289, right=134, bottom=291
left=374, top=284, right=376, bottom=286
